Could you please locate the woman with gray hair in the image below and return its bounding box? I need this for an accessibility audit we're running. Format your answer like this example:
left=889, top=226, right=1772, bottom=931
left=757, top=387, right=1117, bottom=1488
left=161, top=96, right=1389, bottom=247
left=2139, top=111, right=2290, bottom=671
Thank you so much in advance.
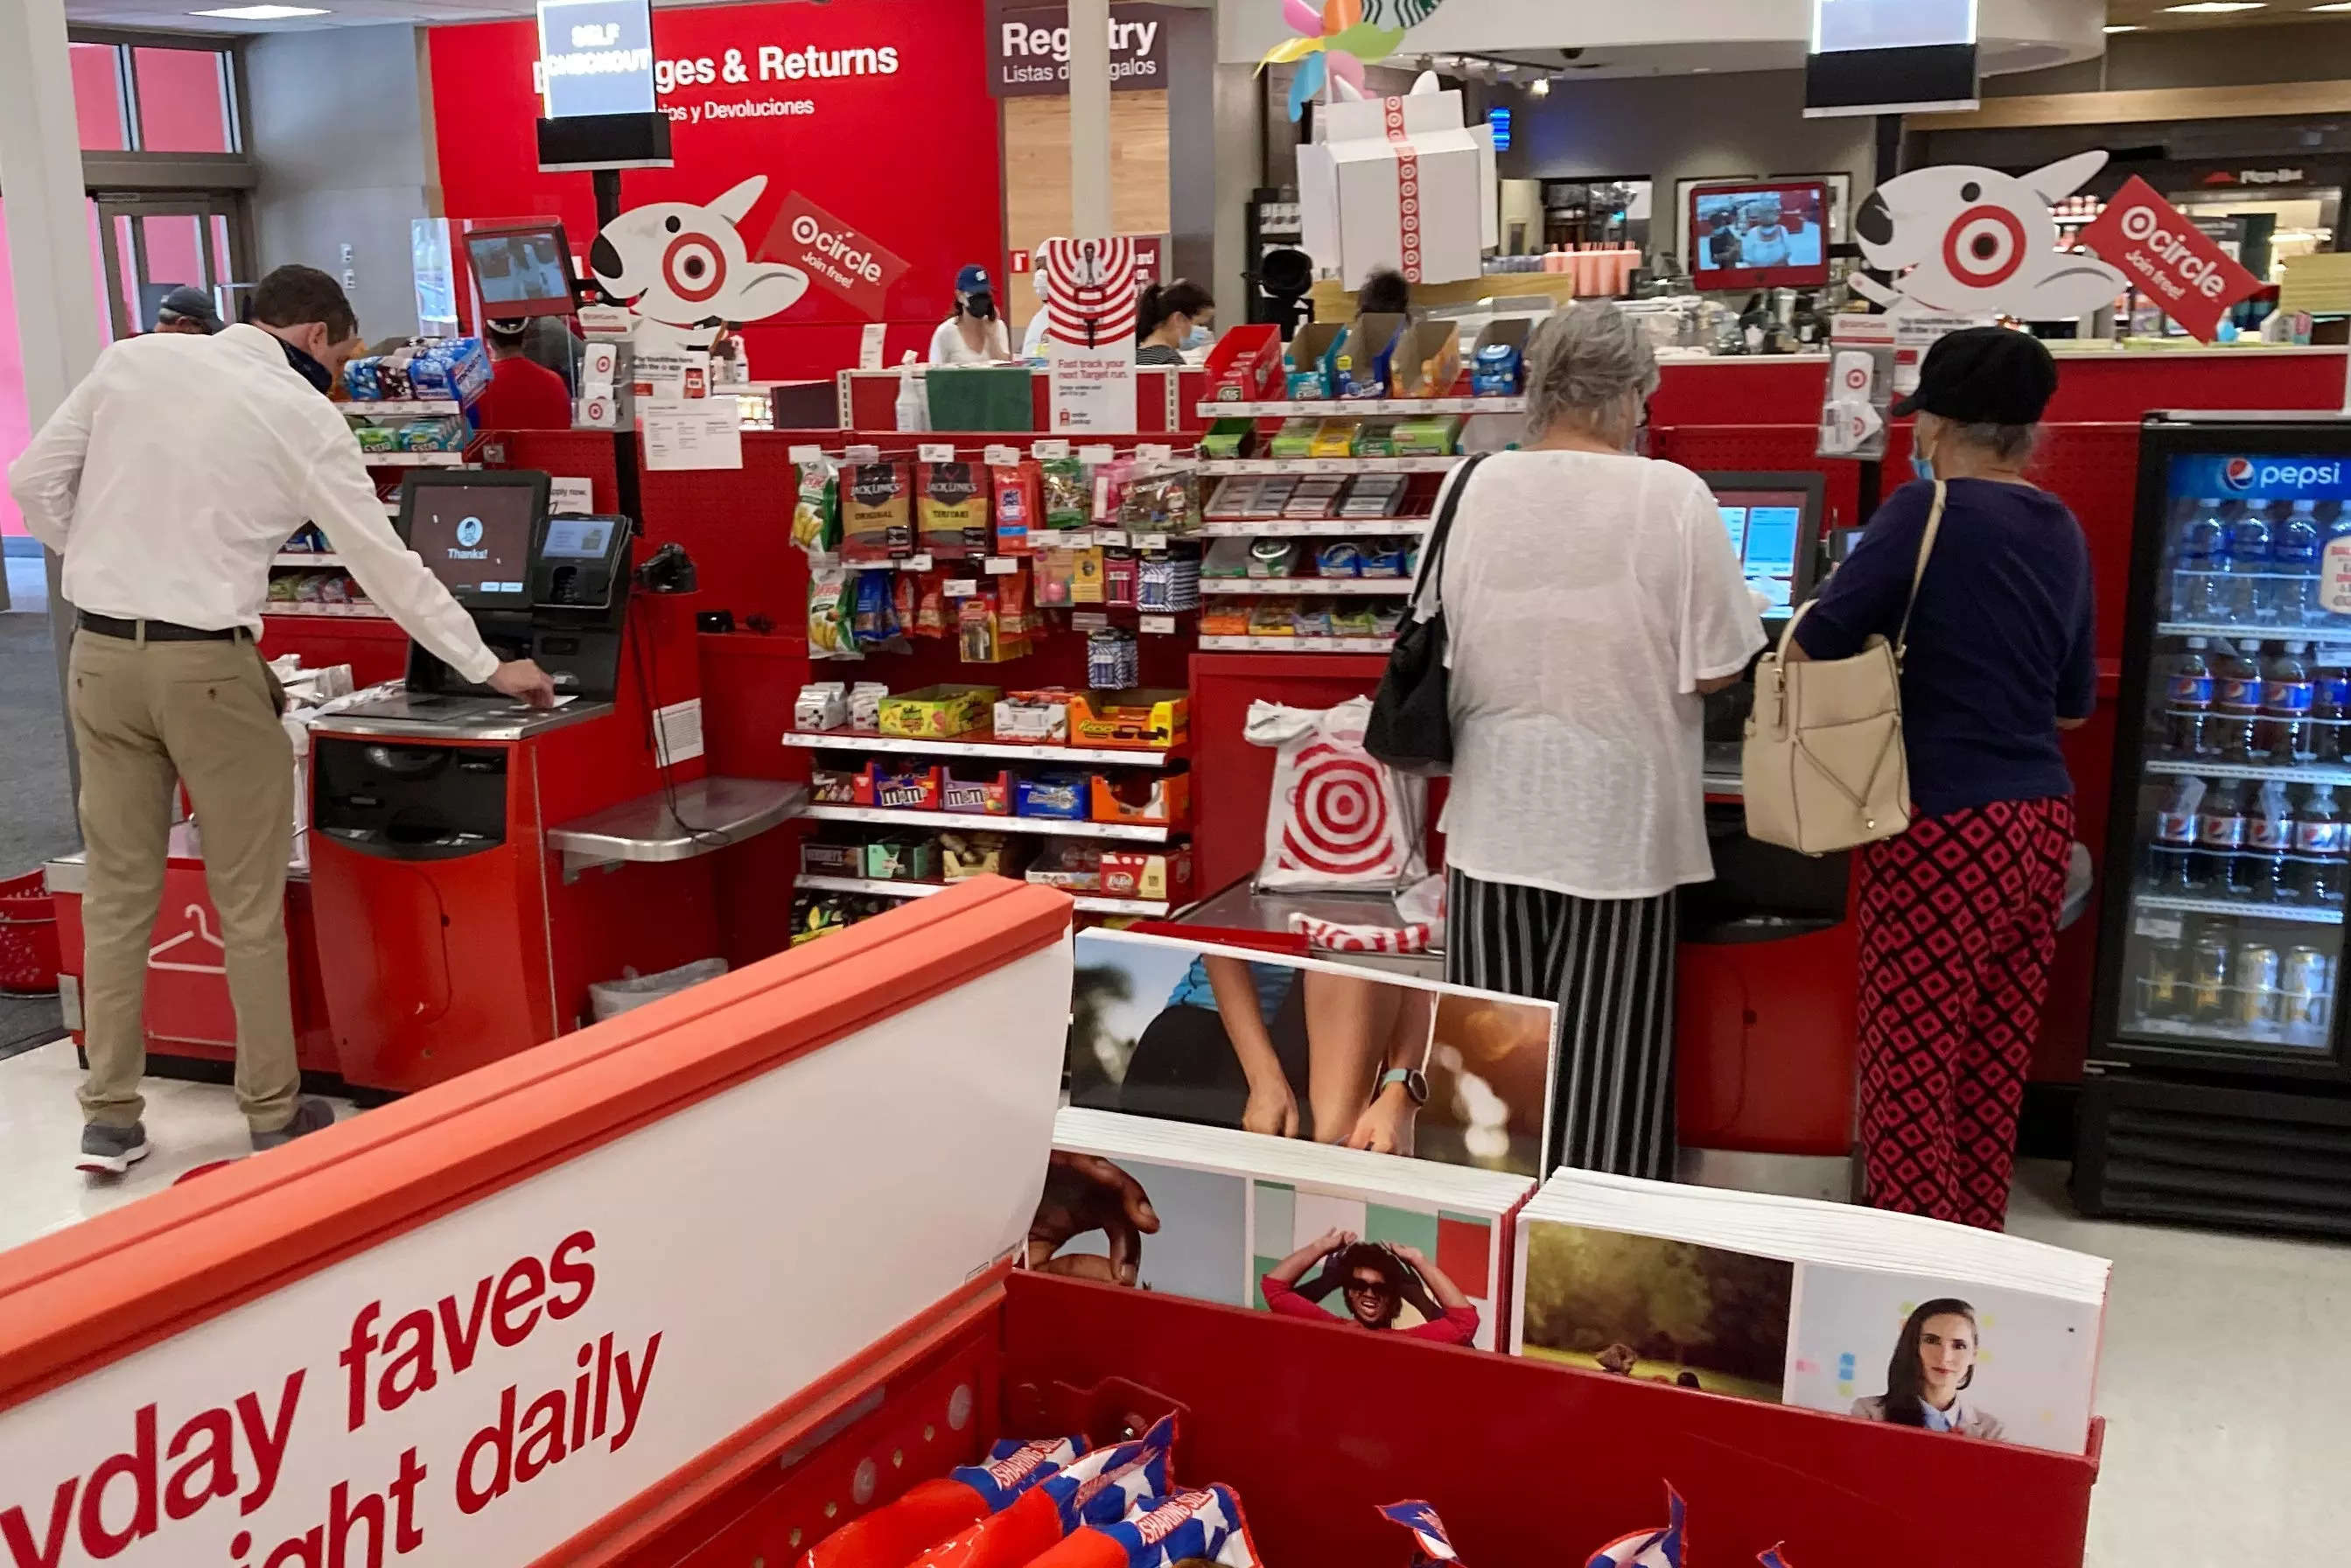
left=1435, top=301, right=1764, bottom=1180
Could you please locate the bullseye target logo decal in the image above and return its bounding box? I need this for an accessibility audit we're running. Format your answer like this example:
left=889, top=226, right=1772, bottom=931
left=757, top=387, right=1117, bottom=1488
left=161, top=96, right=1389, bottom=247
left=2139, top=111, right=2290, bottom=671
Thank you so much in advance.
left=1941, top=204, right=2026, bottom=290
left=588, top=175, right=809, bottom=354
left=662, top=230, right=727, bottom=303
left=1280, top=741, right=1397, bottom=878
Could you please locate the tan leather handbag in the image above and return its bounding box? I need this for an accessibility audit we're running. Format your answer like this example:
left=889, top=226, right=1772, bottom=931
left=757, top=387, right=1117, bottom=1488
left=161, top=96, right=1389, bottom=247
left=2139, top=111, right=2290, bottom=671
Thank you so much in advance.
left=1742, top=480, right=1946, bottom=856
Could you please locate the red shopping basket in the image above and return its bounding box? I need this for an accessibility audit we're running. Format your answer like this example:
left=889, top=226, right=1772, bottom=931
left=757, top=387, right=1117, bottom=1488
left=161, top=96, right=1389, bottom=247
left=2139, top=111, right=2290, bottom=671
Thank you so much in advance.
left=0, top=870, right=62, bottom=996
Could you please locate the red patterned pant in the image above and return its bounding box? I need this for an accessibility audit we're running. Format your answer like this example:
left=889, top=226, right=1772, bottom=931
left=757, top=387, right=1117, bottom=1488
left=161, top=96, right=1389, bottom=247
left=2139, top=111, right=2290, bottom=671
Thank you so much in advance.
left=1857, top=796, right=2075, bottom=1231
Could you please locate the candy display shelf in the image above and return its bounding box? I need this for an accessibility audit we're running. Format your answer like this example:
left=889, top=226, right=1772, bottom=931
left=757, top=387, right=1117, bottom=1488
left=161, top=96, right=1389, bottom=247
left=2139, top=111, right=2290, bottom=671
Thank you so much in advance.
left=1201, top=578, right=1410, bottom=597
left=801, top=804, right=1177, bottom=843
left=342, top=400, right=461, bottom=416
left=1196, top=396, right=1526, bottom=416
left=794, top=873, right=1171, bottom=918
left=1189, top=456, right=1464, bottom=475
left=783, top=731, right=1184, bottom=768
left=1198, top=634, right=1395, bottom=654
left=1200, top=517, right=1430, bottom=537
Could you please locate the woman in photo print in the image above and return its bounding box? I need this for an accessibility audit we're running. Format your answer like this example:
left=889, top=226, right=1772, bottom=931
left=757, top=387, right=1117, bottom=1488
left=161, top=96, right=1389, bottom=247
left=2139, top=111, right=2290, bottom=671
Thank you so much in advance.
left=1259, top=1228, right=1479, bottom=1347
left=1851, top=1298, right=2005, bottom=1440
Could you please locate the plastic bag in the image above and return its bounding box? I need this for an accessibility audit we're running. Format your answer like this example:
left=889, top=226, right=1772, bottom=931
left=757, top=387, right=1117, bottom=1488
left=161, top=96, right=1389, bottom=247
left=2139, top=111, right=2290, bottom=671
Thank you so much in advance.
left=1245, top=696, right=1428, bottom=892
left=588, top=957, right=726, bottom=1021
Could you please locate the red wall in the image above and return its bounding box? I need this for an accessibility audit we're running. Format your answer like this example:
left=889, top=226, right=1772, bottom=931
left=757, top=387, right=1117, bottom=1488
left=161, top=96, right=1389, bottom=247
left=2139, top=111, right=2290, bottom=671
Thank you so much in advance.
left=425, top=0, right=1004, bottom=380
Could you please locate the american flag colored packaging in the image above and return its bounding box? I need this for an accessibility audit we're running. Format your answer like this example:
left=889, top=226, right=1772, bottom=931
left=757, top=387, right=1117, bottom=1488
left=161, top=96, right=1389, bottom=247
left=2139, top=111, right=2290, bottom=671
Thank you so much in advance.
left=796, top=1435, right=1087, bottom=1568
left=902, top=1416, right=1177, bottom=1568
left=1023, top=1484, right=1259, bottom=1568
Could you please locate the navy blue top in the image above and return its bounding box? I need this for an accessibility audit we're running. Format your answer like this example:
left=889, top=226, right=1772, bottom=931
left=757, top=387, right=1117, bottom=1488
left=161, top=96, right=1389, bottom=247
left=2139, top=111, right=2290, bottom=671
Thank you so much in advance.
left=1793, top=477, right=2094, bottom=819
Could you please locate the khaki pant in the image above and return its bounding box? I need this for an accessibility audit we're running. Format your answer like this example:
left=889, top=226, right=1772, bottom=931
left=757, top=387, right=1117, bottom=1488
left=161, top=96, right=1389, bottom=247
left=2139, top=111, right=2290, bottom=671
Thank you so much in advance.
left=68, top=629, right=298, bottom=1132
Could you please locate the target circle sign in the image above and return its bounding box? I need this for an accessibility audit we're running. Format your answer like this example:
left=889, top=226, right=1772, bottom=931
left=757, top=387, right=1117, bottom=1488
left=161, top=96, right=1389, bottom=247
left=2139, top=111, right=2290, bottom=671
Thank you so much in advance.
left=1280, top=743, right=1400, bottom=878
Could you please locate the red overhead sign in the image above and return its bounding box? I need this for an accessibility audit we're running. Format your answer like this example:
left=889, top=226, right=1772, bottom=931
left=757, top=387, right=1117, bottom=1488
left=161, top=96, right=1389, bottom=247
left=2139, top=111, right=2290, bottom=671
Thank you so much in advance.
left=2078, top=175, right=2264, bottom=342
left=759, top=190, right=910, bottom=320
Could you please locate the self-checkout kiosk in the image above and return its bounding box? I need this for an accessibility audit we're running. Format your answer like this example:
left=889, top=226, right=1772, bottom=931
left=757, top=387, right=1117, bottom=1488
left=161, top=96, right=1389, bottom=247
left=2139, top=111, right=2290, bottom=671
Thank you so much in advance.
left=303, top=469, right=800, bottom=1094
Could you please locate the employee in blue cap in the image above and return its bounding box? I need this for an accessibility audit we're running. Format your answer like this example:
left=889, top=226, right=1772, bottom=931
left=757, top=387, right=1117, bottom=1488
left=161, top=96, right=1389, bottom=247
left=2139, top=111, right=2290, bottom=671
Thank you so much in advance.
left=927, top=262, right=1011, bottom=365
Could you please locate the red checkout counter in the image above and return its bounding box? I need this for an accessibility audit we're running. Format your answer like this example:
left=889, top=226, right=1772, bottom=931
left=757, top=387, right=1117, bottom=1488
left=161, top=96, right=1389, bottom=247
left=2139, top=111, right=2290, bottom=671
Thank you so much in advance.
left=44, top=469, right=801, bottom=1096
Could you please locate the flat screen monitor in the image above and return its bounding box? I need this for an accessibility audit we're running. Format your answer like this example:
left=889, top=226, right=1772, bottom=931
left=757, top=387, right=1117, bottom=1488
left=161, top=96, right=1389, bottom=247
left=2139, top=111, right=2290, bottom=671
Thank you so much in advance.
left=1806, top=0, right=1977, bottom=116
left=1700, top=471, right=1827, bottom=622
left=1689, top=182, right=1832, bottom=292
left=465, top=224, right=579, bottom=318
left=396, top=472, right=550, bottom=610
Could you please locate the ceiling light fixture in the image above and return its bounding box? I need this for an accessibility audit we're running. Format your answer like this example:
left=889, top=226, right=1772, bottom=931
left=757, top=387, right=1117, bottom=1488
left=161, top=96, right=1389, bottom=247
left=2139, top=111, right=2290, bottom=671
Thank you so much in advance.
left=2103, top=23, right=2145, bottom=30
left=1529, top=77, right=1551, bottom=96
left=2160, top=3, right=2267, bottom=12
left=2309, top=3, right=2351, bottom=10
left=191, top=4, right=327, bottom=15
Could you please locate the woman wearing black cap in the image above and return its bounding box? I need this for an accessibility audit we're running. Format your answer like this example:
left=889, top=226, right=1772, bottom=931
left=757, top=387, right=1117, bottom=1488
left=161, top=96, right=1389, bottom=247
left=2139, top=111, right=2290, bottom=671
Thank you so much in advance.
left=1785, top=326, right=2095, bottom=1232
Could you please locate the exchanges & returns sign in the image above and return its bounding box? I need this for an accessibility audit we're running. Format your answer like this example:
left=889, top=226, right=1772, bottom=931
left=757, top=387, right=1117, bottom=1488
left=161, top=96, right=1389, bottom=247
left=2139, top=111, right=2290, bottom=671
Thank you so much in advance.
left=536, top=0, right=656, bottom=118
left=759, top=191, right=911, bottom=319
left=2078, top=175, right=2264, bottom=342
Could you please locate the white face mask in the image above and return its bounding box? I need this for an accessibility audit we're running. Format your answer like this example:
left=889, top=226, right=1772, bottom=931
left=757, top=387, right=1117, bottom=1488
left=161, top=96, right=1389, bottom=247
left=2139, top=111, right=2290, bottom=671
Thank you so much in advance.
left=1181, top=324, right=1212, bottom=350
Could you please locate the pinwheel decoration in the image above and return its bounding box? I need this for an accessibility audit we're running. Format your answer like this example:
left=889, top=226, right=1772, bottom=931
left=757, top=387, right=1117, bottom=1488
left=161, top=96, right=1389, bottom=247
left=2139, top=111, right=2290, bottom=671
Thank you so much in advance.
left=1260, top=0, right=1446, bottom=121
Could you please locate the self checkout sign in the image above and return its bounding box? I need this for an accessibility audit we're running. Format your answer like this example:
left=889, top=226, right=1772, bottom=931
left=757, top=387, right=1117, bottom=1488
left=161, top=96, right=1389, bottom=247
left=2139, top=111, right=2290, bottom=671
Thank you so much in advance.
left=536, top=0, right=656, bottom=118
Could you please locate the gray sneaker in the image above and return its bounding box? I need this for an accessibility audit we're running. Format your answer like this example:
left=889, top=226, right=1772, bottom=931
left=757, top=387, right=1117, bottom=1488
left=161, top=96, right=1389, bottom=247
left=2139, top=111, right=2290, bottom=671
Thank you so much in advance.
left=77, top=1121, right=150, bottom=1175
left=250, top=1096, right=337, bottom=1153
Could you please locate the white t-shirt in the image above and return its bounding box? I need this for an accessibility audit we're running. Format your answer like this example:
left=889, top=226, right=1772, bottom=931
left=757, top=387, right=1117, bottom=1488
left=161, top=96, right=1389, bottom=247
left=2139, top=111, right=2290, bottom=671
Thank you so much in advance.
left=928, top=316, right=1011, bottom=365
left=1432, top=450, right=1765, bottom=900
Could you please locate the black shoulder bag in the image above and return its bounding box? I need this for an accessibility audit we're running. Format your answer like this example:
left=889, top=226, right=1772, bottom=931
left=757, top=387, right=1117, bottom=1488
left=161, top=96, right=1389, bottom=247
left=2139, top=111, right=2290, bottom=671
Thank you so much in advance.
left=1363, top=453, right=1487, bottom=775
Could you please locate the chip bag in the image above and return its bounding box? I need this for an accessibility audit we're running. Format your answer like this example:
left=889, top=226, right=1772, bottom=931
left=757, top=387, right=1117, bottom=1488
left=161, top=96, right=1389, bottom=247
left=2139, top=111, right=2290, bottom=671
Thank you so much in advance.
left=793, top=455, right=841, bottom=554
left=902, top=1417, right=1175, bottom=1568
left=808, top=565, right=859, bottom=661
left=796, top=1435, right=1087, bottom=1568
left=1025, top=1486, right=1259, bottom=1568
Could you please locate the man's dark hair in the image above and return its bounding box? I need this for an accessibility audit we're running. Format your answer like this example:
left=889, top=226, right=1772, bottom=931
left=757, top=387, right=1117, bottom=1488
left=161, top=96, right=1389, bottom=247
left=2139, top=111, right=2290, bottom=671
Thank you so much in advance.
left=1357, top=268, right=1412, bottom=317
left=248, top=264, right=358, bottom=341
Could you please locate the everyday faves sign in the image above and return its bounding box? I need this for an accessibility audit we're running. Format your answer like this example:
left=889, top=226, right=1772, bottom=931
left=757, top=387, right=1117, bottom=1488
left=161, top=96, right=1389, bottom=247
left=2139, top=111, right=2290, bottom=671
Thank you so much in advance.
left=2077, top=175, right=2265, bottom=341
left=0, top=943, right=1067, bottom=1567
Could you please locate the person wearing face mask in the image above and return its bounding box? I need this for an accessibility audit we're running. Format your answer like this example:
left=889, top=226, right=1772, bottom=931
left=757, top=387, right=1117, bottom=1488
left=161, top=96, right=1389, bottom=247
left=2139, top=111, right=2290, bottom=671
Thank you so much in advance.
left=927, top=262, right=1012, bottom=365
left=8, top=263, right=555, bottom=1174
left=1434, top=301, right=1765, bottom=1181
left=1134, top=279, right=1214, bottom=366
left=1021, top=242, right=1061, bottom=360
left=1786, top=326, right=2093, bottom=1233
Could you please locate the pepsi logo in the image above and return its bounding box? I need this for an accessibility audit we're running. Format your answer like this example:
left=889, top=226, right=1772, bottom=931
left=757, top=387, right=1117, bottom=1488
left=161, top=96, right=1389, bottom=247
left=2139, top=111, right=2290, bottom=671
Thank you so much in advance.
left=2222, top=458, right=2257, bottom=492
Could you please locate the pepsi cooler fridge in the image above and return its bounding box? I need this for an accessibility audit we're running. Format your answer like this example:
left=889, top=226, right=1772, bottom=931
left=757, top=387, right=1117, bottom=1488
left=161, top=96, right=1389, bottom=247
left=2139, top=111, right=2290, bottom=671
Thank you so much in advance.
left=2079, top=413, right=2351, bottom=1238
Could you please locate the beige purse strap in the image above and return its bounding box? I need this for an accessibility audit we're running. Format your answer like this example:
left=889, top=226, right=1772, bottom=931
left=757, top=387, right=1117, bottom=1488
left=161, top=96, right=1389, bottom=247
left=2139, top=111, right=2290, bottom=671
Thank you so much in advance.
left=1892, top=480, right=1949, bottom=667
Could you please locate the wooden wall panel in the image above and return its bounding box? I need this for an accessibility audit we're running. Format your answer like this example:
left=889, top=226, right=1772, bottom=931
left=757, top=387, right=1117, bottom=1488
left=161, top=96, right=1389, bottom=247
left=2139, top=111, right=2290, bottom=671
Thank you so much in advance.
left=1001, top=91, right=1170, bottom=333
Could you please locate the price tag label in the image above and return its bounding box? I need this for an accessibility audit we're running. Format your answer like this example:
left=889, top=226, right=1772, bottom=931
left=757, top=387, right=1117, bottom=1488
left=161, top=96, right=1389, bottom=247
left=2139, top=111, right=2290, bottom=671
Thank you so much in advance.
left=1140, top=614, right=1178, bottom=635
left=918, top=443, right=957, bottom=464
left=787, top=444, right=823, bottom=463
left=1139, top=533, right=1169, bottom=551
left=1073, top=611, right=1109, bottom=632
left=983, top=444, right=1021, bottom=466
left=1095, top=528, right=1131, bottom=547
left=844, top=444, right=881, bottom=464
left=1033, top=438, right=1072, bottom=458
left=1136, top=443, right=1174, bottom=463
left=944, top=578, right=979, bottom=597
left=901, top=553, right=934, bottom=572
left=1060, top=531, right=1095, bottom=549
left=985, top=556, right=1020, bottom=574
left=1078, top=444, right=1117, bottom=466
left=2134, top=914, right=2186, bottom=942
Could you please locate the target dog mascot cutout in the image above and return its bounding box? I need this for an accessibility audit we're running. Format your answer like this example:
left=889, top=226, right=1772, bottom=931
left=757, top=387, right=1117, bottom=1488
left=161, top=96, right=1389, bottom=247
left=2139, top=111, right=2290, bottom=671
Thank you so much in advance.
left=588, top=175, right=808, bottom=354
left=1849, top=150, right=2126, bottom=320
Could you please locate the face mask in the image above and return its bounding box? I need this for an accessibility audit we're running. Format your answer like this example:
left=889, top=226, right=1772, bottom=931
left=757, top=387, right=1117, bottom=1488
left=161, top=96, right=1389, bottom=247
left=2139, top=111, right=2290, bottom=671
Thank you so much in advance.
left=964, top=290, right=996, bottom=321
left=278, top=335, right=334, bottom=396
left=1911, top=452, right=1935, bottom=483
left=1182, top=325, right=1212, bottom=350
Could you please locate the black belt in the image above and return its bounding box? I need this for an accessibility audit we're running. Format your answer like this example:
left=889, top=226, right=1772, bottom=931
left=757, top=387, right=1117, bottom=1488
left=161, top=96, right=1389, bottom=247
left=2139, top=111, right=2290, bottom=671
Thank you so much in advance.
left=77, top=612, right=242, bottom=642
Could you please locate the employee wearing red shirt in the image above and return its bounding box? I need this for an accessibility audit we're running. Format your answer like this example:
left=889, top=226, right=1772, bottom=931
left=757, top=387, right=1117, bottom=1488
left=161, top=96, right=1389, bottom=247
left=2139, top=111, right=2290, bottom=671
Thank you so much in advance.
left=472, top=317, right=574, bottom=430
left=1260, top=1229, right=1480, bottom=1346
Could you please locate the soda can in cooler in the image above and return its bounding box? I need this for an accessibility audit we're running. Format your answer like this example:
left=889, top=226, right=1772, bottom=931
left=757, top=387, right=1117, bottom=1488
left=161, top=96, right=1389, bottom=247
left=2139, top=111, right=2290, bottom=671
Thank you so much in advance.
left=2236, top=941, right=2282, bottom=1026
left=2282, top=946, right=2334, bottom=1032
left=2190, top=930, right=2233, bottom=1021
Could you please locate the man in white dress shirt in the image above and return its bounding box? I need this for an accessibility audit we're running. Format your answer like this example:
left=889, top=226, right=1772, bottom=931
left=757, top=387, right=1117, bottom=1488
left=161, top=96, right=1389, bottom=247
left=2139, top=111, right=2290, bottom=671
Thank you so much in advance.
left=9, top=264, right=556, bottom=1173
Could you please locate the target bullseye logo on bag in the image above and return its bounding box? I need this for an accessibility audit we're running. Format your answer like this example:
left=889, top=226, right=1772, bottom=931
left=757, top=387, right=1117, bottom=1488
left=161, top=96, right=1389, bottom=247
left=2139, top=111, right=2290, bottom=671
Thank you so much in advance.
left=1248, top=697, right=1428, bottom=892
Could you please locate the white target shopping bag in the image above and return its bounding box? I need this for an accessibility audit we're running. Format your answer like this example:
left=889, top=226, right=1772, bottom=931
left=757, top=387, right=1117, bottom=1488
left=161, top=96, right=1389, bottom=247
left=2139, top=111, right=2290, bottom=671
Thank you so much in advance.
left=1246, top=696, right=1429, bottom=892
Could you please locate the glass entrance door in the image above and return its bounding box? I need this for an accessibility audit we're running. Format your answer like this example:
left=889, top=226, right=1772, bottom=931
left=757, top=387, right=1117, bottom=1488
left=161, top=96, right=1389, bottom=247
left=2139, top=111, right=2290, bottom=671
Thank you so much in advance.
left=91, top=193, right=248, bottom=340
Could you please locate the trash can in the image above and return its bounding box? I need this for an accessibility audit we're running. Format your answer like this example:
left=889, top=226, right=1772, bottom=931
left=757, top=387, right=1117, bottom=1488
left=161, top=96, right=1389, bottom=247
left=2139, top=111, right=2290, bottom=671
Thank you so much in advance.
left=0, top=871, right=62, bottom=997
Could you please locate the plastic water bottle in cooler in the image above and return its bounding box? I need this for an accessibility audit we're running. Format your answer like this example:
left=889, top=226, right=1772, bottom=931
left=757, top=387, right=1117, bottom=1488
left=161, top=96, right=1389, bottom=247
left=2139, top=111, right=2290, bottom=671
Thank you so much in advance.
left=2167, top=638, right=2215, bottom=759
left=2315, top=648, right=2351, bottom=764
left=2229, top=505, right=2274, bottom=624
left=2295, top=786, right=2348, bottom=907
left=2278, top=501, right=2322, bottom=624
left=2213, top=640, right=2265, bottom=762
left=2173, top=500, right=2229, bottom=622
left=2264, top=641, right=2315, bottom=763
left=2149, top=774, right=2204, bottom=892
left=2196, top=778, right=2250, bottom=895
left=2251, top=780, right=2295, bottom=903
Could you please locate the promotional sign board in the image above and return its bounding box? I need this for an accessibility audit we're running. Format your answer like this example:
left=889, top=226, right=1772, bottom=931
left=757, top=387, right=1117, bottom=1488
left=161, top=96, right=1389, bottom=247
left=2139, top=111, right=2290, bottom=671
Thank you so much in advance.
left=2076, top=175, right=2266, bottom=342
left=759, top=190, right=911, bottom=319
left=1037, top=236, right=1142, bottom=433
left=990, top=3, right=1174, bottom=95
left=536, top=0, right=656, bottom=118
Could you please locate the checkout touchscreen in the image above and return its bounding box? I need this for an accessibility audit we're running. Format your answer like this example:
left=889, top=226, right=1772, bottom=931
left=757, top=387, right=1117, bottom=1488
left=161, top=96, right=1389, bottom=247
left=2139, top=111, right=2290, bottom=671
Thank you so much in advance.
left=407, top=483, right=539, bottom=606
left=1701, top=475, right=1823, bottom=620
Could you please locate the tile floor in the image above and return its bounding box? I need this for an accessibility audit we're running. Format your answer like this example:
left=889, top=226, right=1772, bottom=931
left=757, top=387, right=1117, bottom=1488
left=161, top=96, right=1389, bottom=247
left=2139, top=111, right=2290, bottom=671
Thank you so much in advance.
left=0, top=1036, right=2343, bottom=1563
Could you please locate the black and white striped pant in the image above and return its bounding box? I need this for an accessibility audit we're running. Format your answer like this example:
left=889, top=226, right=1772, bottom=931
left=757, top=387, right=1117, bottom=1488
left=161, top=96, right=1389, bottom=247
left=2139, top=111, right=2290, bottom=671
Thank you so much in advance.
left=1444, top=870, right=1678, bottom=1181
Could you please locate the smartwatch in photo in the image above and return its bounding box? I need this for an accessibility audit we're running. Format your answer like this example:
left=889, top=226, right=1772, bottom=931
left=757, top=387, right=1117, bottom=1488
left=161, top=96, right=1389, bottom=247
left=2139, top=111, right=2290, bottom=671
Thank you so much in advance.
left=1378, top=1067, right=1430, bottom=1105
